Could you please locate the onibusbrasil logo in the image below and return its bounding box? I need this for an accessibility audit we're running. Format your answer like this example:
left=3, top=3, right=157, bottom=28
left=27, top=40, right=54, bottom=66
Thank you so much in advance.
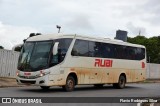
left=1, top=98, right=42, bottom=103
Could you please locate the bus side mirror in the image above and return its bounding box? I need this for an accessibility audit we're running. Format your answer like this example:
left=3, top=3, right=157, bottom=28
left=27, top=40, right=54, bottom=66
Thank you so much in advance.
left=53, top=42, right=59, bottom=55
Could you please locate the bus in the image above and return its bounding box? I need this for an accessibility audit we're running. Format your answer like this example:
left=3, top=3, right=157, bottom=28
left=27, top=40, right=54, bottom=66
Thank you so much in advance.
left=16, top=34, right=146, bottom=91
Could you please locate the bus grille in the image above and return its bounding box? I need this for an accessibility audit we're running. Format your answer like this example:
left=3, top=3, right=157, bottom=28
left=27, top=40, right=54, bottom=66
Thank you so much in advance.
left=20, top=80, right=36, bottom=84
left=19, top=75, right=38, bottom=79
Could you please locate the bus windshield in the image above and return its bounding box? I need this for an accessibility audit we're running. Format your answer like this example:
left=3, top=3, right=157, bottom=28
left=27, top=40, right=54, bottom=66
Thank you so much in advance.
left=18, top=38, right=72, bottom=72
left=18, top=41, right=52, bottom=71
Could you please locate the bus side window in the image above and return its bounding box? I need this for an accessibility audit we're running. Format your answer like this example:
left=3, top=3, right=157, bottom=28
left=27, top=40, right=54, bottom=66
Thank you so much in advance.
left=89, top=41, right=96, bottom=57
left=108, top=44, right=116, bottom=59
left=101, top=43, right=111, bottom=58
left=71, top=48, right=79, bottom=56
left=94, top=42, right=102, bottom=57
left=50, top=38, right=72, bottom=67
left=135, top=48, right=145, bottom=60
left=71, top=39, right=88, bottom=57
left=71, top=40, right=79, bottom=56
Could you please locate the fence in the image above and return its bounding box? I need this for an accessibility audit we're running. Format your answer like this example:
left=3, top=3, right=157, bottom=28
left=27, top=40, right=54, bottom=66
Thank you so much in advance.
left=0, top=49, right=160, bottom=79
left=146, top=63, right=160, bottom=79
left=0, top=49, right=19, bottom=77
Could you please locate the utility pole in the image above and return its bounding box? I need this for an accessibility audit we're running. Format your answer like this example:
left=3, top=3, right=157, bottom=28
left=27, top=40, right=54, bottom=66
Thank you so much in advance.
left=56, top=25, right=61, bottom=33
left=138, top=30, right=141, bottom=36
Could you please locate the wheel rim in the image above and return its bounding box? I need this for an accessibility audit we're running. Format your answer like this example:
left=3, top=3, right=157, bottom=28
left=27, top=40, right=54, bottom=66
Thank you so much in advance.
left=67, top=79, right=74, bottom=90
left=120, top=78, right=125, bottom=87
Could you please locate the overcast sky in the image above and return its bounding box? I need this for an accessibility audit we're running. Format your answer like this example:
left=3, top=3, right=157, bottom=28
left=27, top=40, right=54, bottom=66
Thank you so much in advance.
left=0, top=0, right=160, bottom=49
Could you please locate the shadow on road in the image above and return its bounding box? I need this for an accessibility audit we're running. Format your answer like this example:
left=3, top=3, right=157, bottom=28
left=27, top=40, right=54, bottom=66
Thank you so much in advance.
left=18, top=85, right=142, bottom=93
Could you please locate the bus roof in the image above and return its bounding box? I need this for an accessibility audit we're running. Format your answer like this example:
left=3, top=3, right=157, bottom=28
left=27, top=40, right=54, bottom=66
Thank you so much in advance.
left=27, top=33, right=145, bottom=48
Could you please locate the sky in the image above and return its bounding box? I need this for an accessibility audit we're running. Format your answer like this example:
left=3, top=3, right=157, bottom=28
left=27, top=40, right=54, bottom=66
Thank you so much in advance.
left=0, top=0, right=160, bottom=50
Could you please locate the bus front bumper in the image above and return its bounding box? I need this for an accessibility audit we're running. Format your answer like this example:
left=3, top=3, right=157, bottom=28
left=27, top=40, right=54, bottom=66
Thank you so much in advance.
left=16, top=75, right=49, bottom=86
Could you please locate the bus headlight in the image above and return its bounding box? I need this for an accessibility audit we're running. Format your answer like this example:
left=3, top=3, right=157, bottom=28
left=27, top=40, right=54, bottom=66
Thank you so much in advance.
left=39, top=73, right=44, bottom=77
left=39, top=71, right=50, bottom=77
left=16, top=71, right=19, bottom=76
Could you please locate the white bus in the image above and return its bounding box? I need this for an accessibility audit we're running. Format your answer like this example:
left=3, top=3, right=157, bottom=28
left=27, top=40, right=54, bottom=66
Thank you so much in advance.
left=16, top=34, right=146, bottom=91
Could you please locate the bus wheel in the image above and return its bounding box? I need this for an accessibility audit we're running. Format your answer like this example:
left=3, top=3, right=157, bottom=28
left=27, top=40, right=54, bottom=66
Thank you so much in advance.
left=113, top=75, right=126, bottom=89
left=40, top=86, right=50, bottom=90
left=94, top=84, right=104, bottom=88
left=64, top=76, right=75, bottom=92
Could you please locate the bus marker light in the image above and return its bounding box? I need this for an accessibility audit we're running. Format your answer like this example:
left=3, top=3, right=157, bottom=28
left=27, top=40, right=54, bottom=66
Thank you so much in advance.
left=142, top=62, right=145, bottom=68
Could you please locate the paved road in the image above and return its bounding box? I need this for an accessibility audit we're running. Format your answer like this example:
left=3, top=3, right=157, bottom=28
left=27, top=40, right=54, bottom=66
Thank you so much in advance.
left=0, top=83, right=160, bottom=106
left=1, top=83, right=160, bottom=97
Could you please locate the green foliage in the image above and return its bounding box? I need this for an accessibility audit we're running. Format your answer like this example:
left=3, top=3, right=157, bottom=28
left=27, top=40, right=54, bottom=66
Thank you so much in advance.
left=0, top=46, right=4, bottom=49
left=14, top=46, right=22, bottom=52
left=127, top=36, right=160, bottom=63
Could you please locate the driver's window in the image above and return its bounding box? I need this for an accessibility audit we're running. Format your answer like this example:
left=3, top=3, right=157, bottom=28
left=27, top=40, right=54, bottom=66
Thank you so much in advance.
left=50, top=38, right=72, bottom=67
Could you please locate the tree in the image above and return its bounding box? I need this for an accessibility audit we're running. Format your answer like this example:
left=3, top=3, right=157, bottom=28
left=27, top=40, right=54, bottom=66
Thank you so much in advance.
left=127, top=35, right=160, bottom=63
left=0, top=46, right=4, bottom=49
left=14, top=46, right=22, bottom=52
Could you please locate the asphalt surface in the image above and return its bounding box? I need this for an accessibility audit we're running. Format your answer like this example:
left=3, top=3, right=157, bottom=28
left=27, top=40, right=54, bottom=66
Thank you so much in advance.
left=1, top=83, right=160, bottom=97
left=0, top=83, right=160, bottom=106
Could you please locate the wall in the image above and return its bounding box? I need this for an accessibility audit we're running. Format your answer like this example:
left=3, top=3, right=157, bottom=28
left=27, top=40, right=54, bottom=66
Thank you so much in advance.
left=146, top=63, right=160, bottom=79
left=0, top=49, right=160, bottom=79
left=0, top=49, right=19, bottom=77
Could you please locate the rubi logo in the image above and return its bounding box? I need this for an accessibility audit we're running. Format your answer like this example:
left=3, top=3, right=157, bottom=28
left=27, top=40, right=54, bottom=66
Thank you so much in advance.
left=94, top=59, right=113, bottom=67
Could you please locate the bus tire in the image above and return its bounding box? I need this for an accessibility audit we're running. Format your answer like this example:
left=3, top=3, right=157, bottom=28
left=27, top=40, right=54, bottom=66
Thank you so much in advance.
left=113, top=75, right=126, bottom=89
left=40, top=86, right=50, bottom=90
left=64, top=76, right=75, bottom=92
left=94, top=84, right=104, bottom=88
